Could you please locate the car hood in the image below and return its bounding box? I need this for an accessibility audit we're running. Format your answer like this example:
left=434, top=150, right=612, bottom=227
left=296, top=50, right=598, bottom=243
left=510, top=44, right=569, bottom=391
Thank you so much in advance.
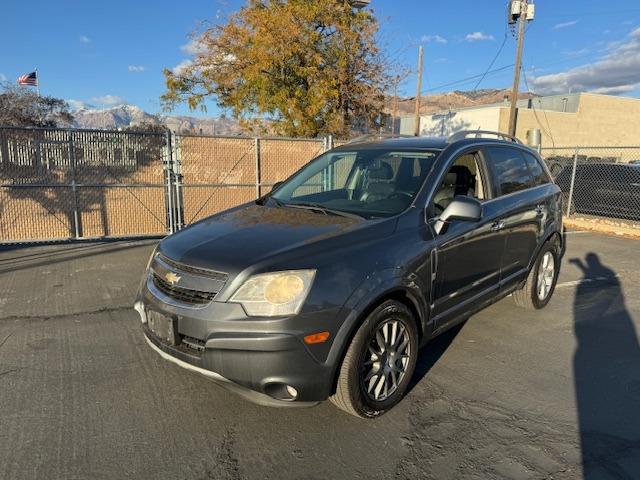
left=159, top=204, right=395, bottom=274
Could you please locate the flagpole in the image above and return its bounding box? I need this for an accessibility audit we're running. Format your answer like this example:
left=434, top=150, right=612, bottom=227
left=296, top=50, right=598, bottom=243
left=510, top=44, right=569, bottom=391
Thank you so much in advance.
left=35, top=68, right=40, bottom=96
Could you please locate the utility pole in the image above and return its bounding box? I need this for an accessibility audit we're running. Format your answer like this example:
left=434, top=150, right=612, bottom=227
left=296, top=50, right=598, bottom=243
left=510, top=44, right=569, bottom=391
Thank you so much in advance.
left=413, top=46, right=424, bottom=137
left=391, top=75, right=399, bottom=134
left=507, top=0, right=534, bottom=137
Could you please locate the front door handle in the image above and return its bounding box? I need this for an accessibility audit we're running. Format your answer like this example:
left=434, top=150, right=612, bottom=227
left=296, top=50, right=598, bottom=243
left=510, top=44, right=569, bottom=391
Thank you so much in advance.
left=491, top=220, right=505, bottom=232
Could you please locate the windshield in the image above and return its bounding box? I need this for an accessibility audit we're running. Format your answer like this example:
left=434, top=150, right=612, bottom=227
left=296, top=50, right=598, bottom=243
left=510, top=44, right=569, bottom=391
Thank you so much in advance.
left=270, top=148, right=440, bottom=218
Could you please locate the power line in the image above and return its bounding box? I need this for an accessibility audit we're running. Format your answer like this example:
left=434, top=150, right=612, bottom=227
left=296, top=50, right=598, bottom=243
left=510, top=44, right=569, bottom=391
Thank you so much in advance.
left=429, top=64, right=515, bottom=92
left=473, top=32, right=509, bottom=91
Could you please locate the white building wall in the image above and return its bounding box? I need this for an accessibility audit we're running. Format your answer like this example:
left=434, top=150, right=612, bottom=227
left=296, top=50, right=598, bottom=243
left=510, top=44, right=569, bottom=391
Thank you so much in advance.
left=399, top=106, right=502, bottom=137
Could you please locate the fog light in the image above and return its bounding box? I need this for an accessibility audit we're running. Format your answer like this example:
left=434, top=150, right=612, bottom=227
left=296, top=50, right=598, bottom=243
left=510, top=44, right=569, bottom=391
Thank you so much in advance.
left=286, top=385, right=298, bottom=399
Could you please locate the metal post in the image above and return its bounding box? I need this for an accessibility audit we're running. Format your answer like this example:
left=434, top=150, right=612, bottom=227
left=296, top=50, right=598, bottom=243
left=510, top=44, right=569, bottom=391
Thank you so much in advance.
left=68, top=130, right=81, bottom=238
left=566, top=148, right=579, bottom=217
left=413, top=46, right=424, bottom=137
left=165, top=131, right=175, bottom=233
left=254, top=137, right=261, bottom=198
left=508, top=0, right=529, bottom=137
left=173, top=133, right=184, bottom=230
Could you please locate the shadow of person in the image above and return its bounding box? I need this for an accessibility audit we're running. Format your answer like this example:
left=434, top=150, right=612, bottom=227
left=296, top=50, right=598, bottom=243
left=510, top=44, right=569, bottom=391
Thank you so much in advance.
left=571, top=253, right=640, bottom=479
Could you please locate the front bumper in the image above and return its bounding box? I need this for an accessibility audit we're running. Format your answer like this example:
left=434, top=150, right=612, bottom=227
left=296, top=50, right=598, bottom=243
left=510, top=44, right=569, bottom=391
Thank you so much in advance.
left=135, top=273, right=340, bottom=405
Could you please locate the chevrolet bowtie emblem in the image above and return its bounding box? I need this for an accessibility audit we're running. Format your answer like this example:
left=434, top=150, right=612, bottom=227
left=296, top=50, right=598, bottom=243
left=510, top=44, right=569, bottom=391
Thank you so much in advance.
left=165, top=271, right=181, bottom=285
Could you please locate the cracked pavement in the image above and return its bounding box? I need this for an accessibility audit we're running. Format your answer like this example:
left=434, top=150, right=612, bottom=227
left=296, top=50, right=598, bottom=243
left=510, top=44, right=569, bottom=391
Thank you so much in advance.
left=0, top=232, right=639, bottom=480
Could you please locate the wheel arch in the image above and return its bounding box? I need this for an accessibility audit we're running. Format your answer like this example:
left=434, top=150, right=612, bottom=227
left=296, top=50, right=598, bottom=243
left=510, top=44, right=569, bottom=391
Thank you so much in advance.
left=327, top=284, right=428, bottom=396
left=528, top=229, right=563, bottom=272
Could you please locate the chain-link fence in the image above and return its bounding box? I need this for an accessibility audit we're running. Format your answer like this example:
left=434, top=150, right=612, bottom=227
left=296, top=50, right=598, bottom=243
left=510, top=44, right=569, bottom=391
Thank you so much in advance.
left=540, top=146, right=640, bottom=228
left=0, top=127, right=332, bottom=243
left=173, top=135, right=329, bottom=225
left=0, top=127, right=170, bottom=242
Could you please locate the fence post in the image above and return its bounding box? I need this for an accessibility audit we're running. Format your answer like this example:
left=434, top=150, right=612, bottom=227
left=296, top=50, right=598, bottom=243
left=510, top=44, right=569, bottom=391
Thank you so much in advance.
left=255, top=137, right=261, bottom=198
left=566, top=148, right=579, bottom=217
left=165, top=130, right=175, bottom=234
left=173, top=133, right=184, bottom=230
left=68, top=130, right=81, bottom=238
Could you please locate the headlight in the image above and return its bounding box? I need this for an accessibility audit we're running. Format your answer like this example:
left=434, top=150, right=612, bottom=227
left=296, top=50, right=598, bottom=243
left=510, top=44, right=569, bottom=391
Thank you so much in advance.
left=229, top=270, right=316, bottom=317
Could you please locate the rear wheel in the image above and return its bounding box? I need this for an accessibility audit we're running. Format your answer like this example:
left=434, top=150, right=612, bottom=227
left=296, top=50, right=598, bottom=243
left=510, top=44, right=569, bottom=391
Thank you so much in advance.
left=513, top=242, right=559, bottom=310
left=330, top=299, right=418, bottom=418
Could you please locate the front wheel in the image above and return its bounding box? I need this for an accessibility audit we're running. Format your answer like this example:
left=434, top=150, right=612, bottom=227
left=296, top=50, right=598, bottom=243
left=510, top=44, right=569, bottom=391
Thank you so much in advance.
left=329, top=300, right=418, bottom=418
left=513, top=242, right=560, bottom=310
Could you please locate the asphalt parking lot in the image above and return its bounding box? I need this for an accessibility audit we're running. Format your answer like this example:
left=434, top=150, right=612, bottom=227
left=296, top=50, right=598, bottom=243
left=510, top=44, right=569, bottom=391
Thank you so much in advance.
left=0, top=232, right=639, bottom=480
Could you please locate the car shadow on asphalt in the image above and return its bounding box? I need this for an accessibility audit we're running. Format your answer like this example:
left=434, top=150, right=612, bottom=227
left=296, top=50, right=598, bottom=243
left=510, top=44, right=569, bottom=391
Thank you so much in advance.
left=571, top=253, right=640, bottom=479
left=406, top=322, right=464, bottom=395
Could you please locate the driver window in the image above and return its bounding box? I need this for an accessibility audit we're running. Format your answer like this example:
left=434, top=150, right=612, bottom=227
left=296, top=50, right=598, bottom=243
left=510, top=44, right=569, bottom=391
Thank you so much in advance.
left=433, top=152, right=486, bottom=212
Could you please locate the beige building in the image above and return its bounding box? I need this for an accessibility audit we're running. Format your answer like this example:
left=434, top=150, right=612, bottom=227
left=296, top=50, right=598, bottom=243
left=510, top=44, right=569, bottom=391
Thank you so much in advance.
left=400, top=93, right=640, bottom=148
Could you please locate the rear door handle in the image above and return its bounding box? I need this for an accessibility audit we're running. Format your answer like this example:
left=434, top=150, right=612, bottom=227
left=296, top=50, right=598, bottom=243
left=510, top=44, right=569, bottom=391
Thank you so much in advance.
left=491, top=220, right=505, bottom=231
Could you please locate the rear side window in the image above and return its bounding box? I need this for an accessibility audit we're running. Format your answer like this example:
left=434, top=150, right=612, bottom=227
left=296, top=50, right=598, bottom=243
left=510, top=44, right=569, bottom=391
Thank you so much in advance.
left=522, top=151, right=550, bottom=186
left=485, top=147, right=533, bottom=196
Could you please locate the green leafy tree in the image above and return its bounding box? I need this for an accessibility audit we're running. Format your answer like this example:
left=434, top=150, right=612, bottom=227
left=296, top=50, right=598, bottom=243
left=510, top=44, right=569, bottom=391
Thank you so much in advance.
left=161, top=0, right=392, bottom=137
left=0, top=83, right=73, bottom=127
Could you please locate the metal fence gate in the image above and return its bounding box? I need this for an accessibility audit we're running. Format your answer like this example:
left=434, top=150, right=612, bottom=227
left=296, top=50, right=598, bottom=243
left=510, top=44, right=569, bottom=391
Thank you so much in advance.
left=0, top=127, right=332, bottom=244
left=0, top=127, right=170, bottom=242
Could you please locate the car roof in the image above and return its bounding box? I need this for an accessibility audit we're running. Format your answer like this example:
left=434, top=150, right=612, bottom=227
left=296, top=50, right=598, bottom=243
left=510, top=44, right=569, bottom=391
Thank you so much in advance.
left=331, top=135, right=531, bottom=153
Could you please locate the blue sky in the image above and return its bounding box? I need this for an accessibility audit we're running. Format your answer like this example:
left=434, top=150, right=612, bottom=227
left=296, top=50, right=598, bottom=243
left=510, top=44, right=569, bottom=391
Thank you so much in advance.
left=2, top=0, right=640, bottom=117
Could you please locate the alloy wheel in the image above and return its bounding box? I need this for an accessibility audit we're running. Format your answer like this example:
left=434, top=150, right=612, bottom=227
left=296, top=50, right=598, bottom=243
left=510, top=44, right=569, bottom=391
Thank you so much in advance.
left=537, top=252, right=555, bottom=300
left=361, top=319, right=411, bottom=402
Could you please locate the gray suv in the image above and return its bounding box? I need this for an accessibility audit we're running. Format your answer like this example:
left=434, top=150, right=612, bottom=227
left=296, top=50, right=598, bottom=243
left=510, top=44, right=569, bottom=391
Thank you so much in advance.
left=134, top=131, right=563, bottom=418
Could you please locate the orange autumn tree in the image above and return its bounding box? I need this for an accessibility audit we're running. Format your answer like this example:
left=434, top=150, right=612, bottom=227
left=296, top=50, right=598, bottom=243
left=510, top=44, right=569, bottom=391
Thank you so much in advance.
left=161, top=0, right=392, bottom=138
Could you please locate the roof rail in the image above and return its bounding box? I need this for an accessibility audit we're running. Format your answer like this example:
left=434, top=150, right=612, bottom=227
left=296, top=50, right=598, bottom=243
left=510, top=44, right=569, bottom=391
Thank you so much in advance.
left=447, top=130, right=523, bottom=144
left=344, top=133, right=415, bottom=145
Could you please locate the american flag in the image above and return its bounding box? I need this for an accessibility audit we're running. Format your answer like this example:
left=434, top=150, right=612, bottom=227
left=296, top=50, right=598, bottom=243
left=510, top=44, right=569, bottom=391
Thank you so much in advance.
left=17, top=71, right=38, bottom=86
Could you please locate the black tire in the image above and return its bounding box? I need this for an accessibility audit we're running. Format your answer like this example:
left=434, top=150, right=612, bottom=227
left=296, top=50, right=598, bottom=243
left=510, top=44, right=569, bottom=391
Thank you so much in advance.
left=329, top=299, right=419, bottom=418
left=513, top=241, right=559, bottom=310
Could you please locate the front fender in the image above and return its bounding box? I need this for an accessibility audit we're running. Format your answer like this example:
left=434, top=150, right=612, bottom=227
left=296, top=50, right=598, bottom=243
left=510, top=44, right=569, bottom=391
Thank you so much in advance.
left=324, top=268, right=432, bottom=379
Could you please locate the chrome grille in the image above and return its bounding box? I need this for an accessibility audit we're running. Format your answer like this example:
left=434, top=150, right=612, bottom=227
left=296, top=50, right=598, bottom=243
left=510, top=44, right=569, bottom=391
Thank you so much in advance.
left=157, top=253, right=227, bottom=281
left=152, top=273, right=216, bottom=305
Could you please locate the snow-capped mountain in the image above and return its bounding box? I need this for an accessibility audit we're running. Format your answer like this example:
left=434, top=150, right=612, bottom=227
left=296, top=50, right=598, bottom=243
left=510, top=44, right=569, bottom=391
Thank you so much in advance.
left=71, top=104, right=241, bottom=134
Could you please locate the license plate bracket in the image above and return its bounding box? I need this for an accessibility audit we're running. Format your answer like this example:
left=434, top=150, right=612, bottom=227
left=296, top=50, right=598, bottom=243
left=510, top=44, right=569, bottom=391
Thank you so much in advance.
left=147, top=310, right=179, bottom=346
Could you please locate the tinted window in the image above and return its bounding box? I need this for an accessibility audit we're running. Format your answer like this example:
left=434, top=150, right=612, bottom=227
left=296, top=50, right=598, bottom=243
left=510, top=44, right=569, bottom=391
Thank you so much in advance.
left=522, top=151, right=550, bottom=186
left=486, top=147, right=533, bottom=196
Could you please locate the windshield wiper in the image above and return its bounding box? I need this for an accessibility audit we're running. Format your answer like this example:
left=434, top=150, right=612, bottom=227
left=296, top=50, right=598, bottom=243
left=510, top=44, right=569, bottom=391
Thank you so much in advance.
left=285, top=202, right=364, bottom=220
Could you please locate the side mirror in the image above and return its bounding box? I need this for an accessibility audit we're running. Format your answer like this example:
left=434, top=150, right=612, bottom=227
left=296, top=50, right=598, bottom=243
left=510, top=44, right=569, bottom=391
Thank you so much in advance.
left=434, top=196, right=482, bottom=234
left=271, top=181, right=284, bottom=192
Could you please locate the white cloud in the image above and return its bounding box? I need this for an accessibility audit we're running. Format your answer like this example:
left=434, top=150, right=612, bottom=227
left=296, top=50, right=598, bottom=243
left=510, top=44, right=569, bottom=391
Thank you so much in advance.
left=465, top=32, right=494, bottom=42
left=181, top=38, right=208, bottom=56
left=67, top=99, right=90, bottom=110
left=90, top=95, right=127, bottom=106
left=553, top=20, right=579, bottom=30
left=79, top=35, right=91, bottom=44
left=0, top=73, right=6, bottom=82
left=562, top=48, right=590, bottom=57
left=531, top=27, right=640, bottom=95
left=171, top=59, right=193, bottom=76
left=128, top=65, right=145, bottom=72
left=421, top=34, right=447, bottom=44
